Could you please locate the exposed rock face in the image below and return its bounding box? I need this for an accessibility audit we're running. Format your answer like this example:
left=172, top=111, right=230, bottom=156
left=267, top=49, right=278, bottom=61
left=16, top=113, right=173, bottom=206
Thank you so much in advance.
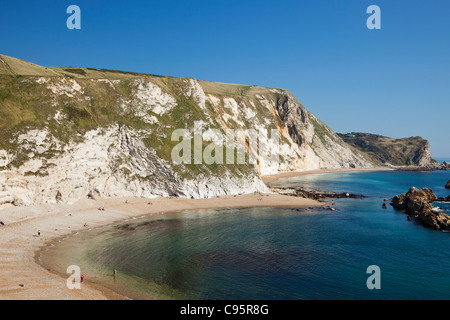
left=0, top=54, right=375, bottom=206
left=446, top=180, right=450, bottom=189
left=338, top=132, right=435, bottom=167
left=391, top=187, right=450, bottom=230
left=0, top=125, right=268, bottom=205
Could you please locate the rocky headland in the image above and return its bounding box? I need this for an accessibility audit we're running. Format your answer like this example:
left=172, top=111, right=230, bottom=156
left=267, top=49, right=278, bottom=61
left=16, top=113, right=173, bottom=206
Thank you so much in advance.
left=393, top=161, right=450, bottom=172
left=338, top=132, right=438, bottom=167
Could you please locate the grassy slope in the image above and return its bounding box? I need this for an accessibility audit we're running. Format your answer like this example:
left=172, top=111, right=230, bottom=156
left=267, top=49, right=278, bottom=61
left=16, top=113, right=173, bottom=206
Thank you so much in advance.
left=0, top=54, right=261, bottom=178
left=338, top=132, right=435, bottom=166
left=0, top=54, right=61, bottom=76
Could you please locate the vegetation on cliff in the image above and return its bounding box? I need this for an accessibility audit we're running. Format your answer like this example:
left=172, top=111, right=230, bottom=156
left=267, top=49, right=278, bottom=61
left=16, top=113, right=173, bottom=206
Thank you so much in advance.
left=338, top=132, right=436, bottom=166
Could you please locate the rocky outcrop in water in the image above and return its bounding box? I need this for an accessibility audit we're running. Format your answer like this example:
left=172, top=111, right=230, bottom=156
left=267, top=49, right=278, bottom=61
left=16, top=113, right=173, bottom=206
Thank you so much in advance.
left=442, top=161, right=450, bottom=168
left=269, top=186, right=364, bottom=200
left=445, top=180, right=450, bottom=189
left=391, top=187, right=450, bottom=230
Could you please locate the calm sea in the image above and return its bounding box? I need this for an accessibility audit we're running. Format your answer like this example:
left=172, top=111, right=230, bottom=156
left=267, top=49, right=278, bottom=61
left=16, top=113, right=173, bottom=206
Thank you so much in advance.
left=40, top=170, right=450, bottom=300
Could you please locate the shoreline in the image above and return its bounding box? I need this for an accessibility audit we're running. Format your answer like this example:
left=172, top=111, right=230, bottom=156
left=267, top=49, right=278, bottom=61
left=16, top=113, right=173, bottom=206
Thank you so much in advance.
left=0, top=191, right=325, bottom=300
left=261, top=166, right=393, bottom=184
left=0, top=166, right=393, bottom=300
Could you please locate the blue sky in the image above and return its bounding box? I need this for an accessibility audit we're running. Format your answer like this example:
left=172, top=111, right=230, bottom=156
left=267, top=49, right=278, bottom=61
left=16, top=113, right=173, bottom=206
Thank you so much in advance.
left=1, top=0, right=449, bottom=157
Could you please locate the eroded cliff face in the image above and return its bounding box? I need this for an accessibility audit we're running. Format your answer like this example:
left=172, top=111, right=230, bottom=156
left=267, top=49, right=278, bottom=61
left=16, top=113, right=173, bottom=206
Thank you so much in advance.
left=0, top=125, right=268, bottom=205
left=0, top=55, right=374, bottom=205
left=204, top=86, right=373, bottom=173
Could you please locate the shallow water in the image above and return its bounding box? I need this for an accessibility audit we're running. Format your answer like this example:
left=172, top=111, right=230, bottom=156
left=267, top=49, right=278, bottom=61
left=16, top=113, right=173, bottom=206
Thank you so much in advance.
left=41, top=170, right=450, bottom=299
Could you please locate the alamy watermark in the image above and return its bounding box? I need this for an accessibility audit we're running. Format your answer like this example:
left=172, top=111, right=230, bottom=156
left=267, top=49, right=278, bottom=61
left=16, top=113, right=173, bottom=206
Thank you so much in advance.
left=66, top=264, right=382, bottom=292
left=170, top=121, right=280, bottom=167
left=67, top=5, right=81, bottom=30
left=367, top=5, right=381, bottom=30
left=366, top=265, right=381, bottom=290
left=64, top=5, right=380, bottom=31
left=66, top=265, right=81, bottom=289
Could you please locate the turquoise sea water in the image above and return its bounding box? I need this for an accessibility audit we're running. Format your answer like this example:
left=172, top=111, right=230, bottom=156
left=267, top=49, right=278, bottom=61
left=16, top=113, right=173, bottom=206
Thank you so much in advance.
left=41, top=170, right=450, bottom=300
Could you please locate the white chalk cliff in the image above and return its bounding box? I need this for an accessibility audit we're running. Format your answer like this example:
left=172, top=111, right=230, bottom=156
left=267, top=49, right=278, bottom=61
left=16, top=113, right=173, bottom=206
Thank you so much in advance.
left=0, top=54, right=374, bottom=206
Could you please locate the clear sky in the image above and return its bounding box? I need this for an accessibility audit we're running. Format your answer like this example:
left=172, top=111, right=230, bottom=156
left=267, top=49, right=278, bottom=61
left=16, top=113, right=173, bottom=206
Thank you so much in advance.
left=1, top=0, right=449, bottom=158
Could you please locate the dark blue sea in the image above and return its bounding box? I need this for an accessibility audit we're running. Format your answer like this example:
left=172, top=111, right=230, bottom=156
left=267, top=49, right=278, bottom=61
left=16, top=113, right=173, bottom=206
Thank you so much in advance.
left=41, top=170, right=450, bottom=300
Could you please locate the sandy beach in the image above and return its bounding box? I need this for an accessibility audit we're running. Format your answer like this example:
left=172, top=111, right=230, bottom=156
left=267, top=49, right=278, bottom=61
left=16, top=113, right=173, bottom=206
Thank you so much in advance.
left=0, top=189, right=325, bottom=300
left=261, top=166, right=393, bottom=184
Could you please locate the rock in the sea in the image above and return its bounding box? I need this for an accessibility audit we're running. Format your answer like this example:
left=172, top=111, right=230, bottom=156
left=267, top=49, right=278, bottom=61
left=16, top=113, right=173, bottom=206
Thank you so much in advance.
left=391, top=187, right=450, bottom=230
left=445, top=180, right=450, bottom=189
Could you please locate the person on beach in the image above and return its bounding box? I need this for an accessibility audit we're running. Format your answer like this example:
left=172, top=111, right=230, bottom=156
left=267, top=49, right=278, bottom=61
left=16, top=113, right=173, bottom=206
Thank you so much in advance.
left=0, top=221, right=4, bottom=226
left=114, top=269, right=117, bottom=277
left=37, top=230, right=40, bottom=236
left=81, top=274, right=85, bottom=283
